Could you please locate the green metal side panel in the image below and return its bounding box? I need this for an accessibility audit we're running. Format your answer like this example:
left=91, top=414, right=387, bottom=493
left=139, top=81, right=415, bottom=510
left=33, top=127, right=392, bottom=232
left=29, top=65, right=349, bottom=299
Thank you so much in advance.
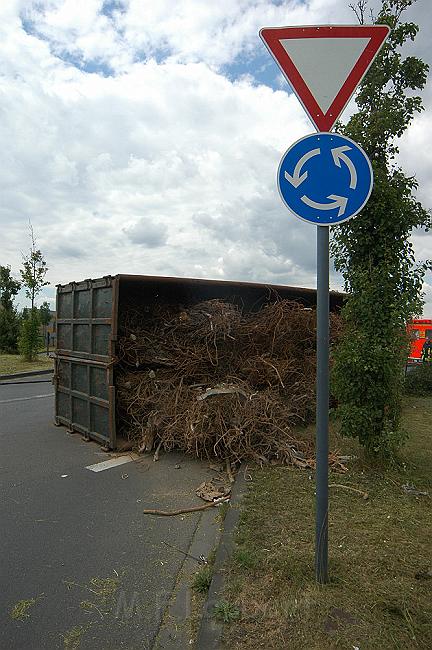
left=55, top=275, right=118, bottom=448
left=56, top=277, right=115, bottom=363
left=54, top=356, right=115, bottom=448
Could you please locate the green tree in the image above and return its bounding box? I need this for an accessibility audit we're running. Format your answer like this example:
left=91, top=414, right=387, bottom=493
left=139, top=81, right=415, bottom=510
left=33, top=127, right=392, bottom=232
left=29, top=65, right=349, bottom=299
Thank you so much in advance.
left=19, top=223, right=49, bottom=360
left=331, top=0, right=431, bottom=456
left=0, top=265, right=22, bottom=353
left=20, top=222, right=49, bottom=311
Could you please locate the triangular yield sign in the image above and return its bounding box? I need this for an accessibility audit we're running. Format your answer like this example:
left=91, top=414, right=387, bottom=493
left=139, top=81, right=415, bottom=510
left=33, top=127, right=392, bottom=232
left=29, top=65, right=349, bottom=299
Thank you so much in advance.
left=260, top=25, right=390, bottom=132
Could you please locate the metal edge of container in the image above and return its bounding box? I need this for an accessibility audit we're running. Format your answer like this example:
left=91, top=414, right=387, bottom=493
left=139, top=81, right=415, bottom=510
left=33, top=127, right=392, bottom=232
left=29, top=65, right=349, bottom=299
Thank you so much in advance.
left=54, top=354, right=114, bottom=445
left=56, top=274, right=345, bottom=308
left=115, top=273, right=345, bottom=308
left=109, top=276, right=120, bottom=449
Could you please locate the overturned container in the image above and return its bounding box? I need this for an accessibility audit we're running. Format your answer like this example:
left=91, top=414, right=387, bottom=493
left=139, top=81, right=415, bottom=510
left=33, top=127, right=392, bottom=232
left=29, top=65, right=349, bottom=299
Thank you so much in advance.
left=54, top=274, right=344, bottom=449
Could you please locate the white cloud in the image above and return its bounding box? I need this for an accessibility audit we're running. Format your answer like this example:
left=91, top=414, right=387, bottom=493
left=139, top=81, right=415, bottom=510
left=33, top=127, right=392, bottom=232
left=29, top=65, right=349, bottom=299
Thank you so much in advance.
left=124, top=219, right=168, bottom=247
left=0, top=0, right=431, bottom=317
left=22, top=0, right=354, bottom=71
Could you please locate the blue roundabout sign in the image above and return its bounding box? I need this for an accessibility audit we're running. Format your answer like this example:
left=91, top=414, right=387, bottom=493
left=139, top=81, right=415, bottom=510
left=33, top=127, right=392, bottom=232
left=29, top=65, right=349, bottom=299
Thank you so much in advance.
left=277, top=132, right=373, bottom=226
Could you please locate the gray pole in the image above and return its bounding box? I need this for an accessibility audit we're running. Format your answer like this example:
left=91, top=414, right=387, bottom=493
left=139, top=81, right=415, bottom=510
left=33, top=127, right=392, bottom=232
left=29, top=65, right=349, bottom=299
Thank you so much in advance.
left=315, top=224, right=329, bottom=583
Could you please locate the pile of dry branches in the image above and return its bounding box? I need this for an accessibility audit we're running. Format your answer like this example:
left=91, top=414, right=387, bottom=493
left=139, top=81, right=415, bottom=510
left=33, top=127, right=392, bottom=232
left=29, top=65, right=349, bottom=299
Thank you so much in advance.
left=116, top=299, right=341, bottom=466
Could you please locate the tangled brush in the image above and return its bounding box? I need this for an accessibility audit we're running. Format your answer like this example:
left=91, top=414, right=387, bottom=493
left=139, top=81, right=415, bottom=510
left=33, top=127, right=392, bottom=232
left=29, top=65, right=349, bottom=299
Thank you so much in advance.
left=116, top=299, right=342, bottom=468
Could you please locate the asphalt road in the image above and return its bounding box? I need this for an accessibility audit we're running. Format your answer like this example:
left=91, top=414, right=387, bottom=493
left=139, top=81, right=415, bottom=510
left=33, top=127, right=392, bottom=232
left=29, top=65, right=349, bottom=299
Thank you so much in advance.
left=0, top=375, right=215, bottom=649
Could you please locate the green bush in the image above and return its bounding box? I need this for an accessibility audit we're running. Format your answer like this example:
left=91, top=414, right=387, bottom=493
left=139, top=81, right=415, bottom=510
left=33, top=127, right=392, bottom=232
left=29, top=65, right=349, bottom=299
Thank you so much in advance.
left=18, top=310, right=40, bottom=361
left=404, top=364, right=432, bottom=396
left=332, top=331, right=407, bottom=456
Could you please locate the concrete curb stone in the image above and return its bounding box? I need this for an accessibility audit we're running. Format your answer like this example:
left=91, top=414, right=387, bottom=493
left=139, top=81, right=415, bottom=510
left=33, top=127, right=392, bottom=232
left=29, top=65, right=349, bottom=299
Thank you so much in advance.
left=196, top=466, right=247, bottom=650
left=154, top=506, right=221, bottom=649
left=0, top=368, right=53, bottom=381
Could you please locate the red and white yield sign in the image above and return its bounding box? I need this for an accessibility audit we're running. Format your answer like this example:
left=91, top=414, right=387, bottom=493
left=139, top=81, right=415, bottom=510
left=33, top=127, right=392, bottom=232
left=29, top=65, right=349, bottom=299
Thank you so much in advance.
left=260, top=25, right=390, bottom=131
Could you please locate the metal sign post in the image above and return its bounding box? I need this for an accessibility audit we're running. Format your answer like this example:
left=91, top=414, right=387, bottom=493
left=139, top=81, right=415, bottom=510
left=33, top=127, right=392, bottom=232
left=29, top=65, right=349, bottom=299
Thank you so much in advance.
left=316, top=224, right=329, bottom=583
left=260, top=23, right=390, bottom=584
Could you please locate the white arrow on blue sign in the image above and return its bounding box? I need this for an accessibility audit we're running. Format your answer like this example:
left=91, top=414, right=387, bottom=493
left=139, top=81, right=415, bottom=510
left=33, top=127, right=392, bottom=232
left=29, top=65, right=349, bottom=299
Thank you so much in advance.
left=277, top=132, right=373, bottom=226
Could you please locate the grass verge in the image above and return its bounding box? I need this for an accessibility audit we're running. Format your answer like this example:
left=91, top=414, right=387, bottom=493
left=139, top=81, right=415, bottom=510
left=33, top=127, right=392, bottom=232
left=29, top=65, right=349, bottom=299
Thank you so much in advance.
left=0, top=353, right=53, bottom=375
left=223, top=396, right=432, bottom=649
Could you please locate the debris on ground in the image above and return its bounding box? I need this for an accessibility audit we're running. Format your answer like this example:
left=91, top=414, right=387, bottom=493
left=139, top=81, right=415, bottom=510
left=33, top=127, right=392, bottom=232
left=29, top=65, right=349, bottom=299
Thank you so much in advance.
left=401, top=483, right=429, bottom=497
left=116, top=299, right=343, bottom=468
left=10, top=597, right=40, bottom=621
left=195, top=479, right=231, bottom=502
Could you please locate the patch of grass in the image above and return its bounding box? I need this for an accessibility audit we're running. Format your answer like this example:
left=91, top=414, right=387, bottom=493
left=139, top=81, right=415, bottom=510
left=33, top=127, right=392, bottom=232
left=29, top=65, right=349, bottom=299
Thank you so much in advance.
left=192, top=546, right=217, bottom=595
left=0, top=353, right=53, bottom=375
left=223, top=396, right=432, bottom=649
left=88, top=576, right=119, bottom=603
left=10, top=597, right=38, bottom=621
left=62, top=625, right=88, bottom=650
left=61, top=574, right=120, bottom=647
left=213, top=600, right=241, bottom=624
left=192, top=565, right=213, bottom=594
left=79, top=600, right=104, bottom=619
left=233, top=548, right=261, bottom=570
left=64, top=576, right=119, bottom=614
left=64, top=576, right=120, bottom=609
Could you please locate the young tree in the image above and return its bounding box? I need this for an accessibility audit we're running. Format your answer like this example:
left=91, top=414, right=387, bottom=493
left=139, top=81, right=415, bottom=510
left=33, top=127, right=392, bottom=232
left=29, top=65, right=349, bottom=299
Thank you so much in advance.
left=18, top=313, right=40, bottom=361
left=331, top=0, right=431, bottom=456
left=19, top=223, right=49, bottom=360
left=20, top=222, right=49, bottom=311
left=0, top=265, right=22, bottom=353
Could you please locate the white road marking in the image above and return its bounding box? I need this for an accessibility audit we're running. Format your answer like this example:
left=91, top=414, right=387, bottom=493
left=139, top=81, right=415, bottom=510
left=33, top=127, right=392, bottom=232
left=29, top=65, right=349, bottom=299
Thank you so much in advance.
left=0, top=393, right=54, bottom=404
left=86, top=454, right=138, bottom=473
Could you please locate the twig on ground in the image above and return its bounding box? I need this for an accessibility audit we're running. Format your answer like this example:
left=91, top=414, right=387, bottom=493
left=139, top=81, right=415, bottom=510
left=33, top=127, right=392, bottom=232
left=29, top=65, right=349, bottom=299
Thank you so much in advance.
left=329, top=483, right=369, bottom=500
left=143, top=496, right=230, bottom=516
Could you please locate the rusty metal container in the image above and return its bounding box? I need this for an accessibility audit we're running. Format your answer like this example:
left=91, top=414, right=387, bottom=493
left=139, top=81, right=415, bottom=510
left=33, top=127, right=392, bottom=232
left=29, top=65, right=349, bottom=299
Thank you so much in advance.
left=54, top=274, right=343, bottom=449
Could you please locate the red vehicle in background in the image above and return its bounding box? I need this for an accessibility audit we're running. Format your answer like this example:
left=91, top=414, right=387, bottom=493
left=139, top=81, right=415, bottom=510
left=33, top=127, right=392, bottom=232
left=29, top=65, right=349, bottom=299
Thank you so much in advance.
left=407, top=319, right=432, bottom=365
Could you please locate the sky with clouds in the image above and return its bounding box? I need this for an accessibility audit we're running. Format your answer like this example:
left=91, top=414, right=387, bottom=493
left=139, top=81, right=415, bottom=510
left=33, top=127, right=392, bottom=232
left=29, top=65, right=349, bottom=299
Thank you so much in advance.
left=1, top=0, right=431, bottom=314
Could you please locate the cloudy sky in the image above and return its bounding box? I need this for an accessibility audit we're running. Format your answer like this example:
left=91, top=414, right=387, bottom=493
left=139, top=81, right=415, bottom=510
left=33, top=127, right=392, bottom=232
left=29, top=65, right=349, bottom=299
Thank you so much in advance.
left=1, top=0, right=431, bottom=314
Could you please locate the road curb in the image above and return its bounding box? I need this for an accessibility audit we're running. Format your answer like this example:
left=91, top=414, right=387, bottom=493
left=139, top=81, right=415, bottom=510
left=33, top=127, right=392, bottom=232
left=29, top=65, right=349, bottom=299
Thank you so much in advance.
left=196, top=466, right=247, bottom=650
left=0, top=368, right=53, bottom=381
left=154, top=505, right=221, bottom=649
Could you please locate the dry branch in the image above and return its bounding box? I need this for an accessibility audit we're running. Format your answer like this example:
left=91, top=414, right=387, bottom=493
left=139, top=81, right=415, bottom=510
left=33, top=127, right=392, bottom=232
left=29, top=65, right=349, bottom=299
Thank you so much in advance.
left=329, top=483, right=369, bottom=499
left=142, top=496, right=230, bottom=516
